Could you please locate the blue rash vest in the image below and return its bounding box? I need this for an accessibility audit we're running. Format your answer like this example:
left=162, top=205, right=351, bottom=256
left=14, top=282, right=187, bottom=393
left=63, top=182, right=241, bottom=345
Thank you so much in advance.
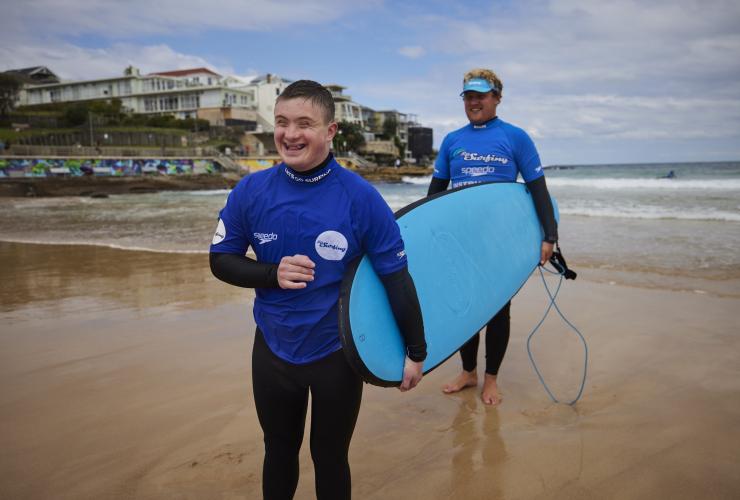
left=210, top=156, right=407, bottom=364
left=434, top=117, right=544, bottom=188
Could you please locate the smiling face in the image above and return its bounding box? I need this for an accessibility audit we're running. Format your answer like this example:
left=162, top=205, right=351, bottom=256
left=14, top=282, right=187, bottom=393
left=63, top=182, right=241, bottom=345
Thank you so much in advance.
left=274, top=98, right=337, bottom=172
left=463, top=91, right=501, bottom=125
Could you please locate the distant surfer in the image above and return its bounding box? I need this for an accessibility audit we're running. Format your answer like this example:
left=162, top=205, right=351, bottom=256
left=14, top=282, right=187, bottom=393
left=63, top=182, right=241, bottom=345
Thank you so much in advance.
left=428, top=68, right=559, bottom=406
left=659, top=170, right=676, bottom=179
left=210, top=81, right=426, bottom=499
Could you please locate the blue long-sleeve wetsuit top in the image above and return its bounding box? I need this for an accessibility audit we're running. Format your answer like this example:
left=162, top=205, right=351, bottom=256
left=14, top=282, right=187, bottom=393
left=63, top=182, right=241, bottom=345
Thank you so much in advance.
left=434, top=117, right=544, bottom=187
left=210, top=156, right=407, bottom=364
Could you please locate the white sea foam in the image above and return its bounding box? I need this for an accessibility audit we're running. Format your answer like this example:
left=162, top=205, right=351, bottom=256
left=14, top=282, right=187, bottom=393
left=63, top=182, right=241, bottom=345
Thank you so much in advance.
left=178, top=189, right=232, bottom=196
left=401, top=175, right=432, bottom=185
left=0, top=237, right=209, bottom=254
left=559, top=206, right=740, bottom=222
left=547, top=177, right=740, bottom=190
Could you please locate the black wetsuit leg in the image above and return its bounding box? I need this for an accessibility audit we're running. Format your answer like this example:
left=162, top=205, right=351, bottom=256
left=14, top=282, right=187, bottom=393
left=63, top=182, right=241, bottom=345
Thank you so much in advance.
left=484, top=301, right=511, bottom=375
left=459, top=332, right=480, bottom=372
left=458, top=301, right=511, bottom=375
left=252, top=330, right=307, bottom=500
left=252, top=329, right=362, bottom=500
left=308, top=348, right=363, bottom=500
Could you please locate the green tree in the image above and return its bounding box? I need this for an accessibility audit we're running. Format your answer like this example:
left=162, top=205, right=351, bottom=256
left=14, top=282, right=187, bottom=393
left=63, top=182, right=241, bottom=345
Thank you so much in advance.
left=0, top=73, right=23, bottom=117
left=61, top=99, right=126, bottom=127
left=63, top=103, right=89, bottom=127
left=381, top=115, right=398, bottom=140
left=336, top=121, right=366, bottom=153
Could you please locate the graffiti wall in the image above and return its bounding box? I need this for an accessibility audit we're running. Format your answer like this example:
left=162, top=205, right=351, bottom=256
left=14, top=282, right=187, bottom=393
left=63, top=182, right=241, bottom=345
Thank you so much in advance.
left=237, top=158, right=279, bottom=174
left=0, top=158, right=221, bottom=178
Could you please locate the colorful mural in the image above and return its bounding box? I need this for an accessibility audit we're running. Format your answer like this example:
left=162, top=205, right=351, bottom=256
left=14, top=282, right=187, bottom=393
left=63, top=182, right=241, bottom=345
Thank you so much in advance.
left=335, top=158, right=363, bottom=170
left=0, top=158, right=221, bottom=178
left=237, top=158, right=279, bottom=174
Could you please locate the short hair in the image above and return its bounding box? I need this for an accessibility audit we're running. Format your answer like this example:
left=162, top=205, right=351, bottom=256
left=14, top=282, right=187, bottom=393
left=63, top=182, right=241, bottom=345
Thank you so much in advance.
left=276, top=80, right=335, bottom=123
left=464, top=68, right=503, bottom=95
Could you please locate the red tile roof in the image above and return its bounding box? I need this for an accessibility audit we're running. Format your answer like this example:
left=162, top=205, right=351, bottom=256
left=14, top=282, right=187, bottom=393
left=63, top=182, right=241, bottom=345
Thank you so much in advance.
left=150, top=67, right=221, bottom=77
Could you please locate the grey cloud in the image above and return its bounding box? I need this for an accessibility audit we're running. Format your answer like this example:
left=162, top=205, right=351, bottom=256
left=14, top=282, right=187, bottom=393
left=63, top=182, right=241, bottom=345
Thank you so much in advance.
left=2, top=0, right=376, bottom=37
left=0, top=42, right=222, bottom=80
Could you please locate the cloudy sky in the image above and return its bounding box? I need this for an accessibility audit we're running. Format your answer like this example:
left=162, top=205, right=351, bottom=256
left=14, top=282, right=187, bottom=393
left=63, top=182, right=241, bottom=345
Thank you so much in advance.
left=2, top=0, right=739, bottom=165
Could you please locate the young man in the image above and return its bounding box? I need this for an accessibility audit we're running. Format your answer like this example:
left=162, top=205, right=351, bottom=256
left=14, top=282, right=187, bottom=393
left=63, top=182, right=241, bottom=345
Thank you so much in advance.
left=210, top=80, right=426, bottom=500
left=429, top=68, right=558, bottom=406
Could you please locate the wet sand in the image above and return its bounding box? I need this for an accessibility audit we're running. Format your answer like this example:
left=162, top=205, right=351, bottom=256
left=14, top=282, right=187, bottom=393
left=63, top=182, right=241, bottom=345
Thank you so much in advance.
left=1, top=242, right=739, bottom=499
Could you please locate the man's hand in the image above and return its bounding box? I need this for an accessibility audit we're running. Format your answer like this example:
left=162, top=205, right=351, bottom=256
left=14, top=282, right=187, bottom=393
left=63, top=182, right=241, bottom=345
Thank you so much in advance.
left=540, top=241, right=554, bottom=266
left=277, top=254, right=315, bottom=289
left=399, top=357, right=424, bottom=392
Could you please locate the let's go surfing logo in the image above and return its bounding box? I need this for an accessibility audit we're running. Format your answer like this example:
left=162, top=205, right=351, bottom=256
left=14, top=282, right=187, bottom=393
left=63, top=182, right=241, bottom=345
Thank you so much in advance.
left=453, top=147, right=509, bottom=169
left=315, top=230, right=348, bottom=261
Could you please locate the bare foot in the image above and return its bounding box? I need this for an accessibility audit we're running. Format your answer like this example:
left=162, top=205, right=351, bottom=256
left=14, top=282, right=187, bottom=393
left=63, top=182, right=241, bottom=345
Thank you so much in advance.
left=481, top=374, right=503, bottom=406
left=442, top=370, right=478, bottom=394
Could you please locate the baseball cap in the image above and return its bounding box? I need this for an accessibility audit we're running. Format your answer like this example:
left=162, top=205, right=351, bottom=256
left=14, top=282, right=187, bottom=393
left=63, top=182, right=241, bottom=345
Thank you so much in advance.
left=460, top=77, right=498, bottom=96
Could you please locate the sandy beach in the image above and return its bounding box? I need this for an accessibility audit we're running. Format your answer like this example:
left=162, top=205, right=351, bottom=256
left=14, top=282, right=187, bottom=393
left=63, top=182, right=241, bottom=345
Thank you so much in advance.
left=1, top=241, right=739, bottom=499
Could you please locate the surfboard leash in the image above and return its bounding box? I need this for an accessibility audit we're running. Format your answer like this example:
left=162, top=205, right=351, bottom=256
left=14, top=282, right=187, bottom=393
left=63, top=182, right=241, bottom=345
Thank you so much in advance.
left=526, top=244, right=588, bottom=405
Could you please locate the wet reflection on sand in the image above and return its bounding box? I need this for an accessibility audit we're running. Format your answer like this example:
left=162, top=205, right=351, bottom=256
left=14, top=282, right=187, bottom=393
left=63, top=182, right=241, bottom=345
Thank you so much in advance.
left=450, top=397, right=506, bottom=498
left=0, top=241, right=245, bottom=320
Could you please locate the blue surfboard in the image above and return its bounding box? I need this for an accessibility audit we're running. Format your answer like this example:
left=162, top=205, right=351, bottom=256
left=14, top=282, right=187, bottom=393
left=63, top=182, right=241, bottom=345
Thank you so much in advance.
left=338, top=182, right=559, bottom=387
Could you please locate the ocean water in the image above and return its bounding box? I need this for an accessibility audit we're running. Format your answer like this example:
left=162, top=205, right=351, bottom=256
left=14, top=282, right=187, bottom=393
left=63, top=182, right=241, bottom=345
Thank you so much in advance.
left=1, top=161, right=738, bottom=294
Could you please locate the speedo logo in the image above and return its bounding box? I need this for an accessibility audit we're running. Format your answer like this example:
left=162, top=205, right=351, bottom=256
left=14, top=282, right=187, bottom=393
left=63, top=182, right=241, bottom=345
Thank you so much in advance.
left=461, top=166, right=496, bottom=176
left=254, top=232, right=278, bottom=245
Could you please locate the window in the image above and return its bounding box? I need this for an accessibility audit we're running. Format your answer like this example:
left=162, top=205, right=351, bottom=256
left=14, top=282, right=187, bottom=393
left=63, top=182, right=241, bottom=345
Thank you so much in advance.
left=158, top=97, right=179, bottom=110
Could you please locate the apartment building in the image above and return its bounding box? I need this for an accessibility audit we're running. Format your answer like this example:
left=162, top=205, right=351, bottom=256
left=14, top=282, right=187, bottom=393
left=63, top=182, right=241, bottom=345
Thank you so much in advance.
left=325, top=84, right=364, bottom=126
left=19, top=66, right=258, bottom=127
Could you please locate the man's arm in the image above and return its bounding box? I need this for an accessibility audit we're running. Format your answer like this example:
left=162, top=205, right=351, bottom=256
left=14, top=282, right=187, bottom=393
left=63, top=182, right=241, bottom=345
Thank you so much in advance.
left=210, top=252, right=279, bottom=288
left=526, top=176, right=558, bottom=264
left=210, top=252, right=316, bottom=289
left=427, top=177, right=450, bottom=197
left=379, top=266, right=426, bottom=391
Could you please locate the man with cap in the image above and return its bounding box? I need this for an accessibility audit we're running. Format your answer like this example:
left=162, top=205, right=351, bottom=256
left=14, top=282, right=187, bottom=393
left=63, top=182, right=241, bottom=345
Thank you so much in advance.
left=428, top=68, right=558, bottom=406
